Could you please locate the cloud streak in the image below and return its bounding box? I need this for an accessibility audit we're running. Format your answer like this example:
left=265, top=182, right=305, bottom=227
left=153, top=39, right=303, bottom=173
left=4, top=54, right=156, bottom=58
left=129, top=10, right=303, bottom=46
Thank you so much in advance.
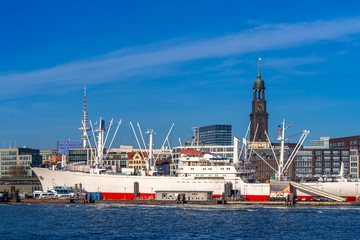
left=1, top=16, right=360, bottom=99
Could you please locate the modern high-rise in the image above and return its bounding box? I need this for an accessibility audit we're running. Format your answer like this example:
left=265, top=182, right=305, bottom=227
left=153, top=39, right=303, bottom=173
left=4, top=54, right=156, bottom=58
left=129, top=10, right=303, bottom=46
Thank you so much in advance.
left=197, top=124, right=232, bottom=146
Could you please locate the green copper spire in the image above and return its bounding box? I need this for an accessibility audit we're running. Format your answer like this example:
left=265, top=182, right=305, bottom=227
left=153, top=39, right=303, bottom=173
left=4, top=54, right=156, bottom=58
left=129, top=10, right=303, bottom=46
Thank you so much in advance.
left=253, top=58, right=265, bottom=90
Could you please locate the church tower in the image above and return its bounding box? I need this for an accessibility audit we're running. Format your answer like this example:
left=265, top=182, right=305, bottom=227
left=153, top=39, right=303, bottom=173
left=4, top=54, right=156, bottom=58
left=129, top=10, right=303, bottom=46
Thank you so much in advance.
left=249, top=60, right=269, bottom=142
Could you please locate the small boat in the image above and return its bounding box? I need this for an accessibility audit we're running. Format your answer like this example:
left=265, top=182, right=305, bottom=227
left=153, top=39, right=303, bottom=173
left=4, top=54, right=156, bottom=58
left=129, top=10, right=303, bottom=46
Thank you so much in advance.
left=33, top=186, right=76, bottom=199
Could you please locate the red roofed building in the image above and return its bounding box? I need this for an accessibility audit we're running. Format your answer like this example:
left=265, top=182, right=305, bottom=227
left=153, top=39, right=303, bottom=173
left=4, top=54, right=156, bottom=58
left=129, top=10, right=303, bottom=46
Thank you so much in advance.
left=128, top=152, right=149, bottom=173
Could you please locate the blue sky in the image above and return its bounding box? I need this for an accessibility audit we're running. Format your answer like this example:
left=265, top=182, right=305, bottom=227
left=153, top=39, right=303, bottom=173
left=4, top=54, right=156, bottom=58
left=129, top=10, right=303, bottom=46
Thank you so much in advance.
left=1, top=1, right=360, bottom=149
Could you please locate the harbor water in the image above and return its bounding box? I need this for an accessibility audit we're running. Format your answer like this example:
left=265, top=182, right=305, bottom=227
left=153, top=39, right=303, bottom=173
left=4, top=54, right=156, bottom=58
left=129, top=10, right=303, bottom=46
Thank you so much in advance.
left=2, top=203, right=360, bottom=239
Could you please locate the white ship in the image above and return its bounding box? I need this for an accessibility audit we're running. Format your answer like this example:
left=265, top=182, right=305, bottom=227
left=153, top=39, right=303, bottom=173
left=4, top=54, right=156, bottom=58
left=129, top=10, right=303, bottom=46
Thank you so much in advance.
left=33, top=119, right=360, bottom=202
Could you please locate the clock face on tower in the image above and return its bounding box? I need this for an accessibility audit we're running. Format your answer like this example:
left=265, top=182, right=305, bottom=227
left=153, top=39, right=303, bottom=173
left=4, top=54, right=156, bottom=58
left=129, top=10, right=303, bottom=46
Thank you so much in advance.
left=257, top=103, right=264, bottom=111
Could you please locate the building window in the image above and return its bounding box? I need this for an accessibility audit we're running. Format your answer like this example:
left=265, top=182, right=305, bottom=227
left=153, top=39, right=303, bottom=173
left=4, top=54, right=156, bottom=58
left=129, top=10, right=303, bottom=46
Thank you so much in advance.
left=297, top=151, right=312, bottom=156
left=296, top=162, right=312, bottom=167
left=350, top=151, right=357, bottom=156
left=295, top=168, right=312, bottom=173
left=296, top=156, right=312, bottom=161
left=333, top=162, right=340, bottom=167
left=315, top=162, right=322, bottom=167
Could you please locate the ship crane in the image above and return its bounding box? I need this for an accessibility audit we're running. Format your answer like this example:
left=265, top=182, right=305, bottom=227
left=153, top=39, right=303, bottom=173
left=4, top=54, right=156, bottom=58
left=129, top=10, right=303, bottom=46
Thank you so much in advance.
left=130, top=122, right=174, bottom=175
left=249, top=119, right=310, bottom=181
left=82, top=117, right=122, bottom=174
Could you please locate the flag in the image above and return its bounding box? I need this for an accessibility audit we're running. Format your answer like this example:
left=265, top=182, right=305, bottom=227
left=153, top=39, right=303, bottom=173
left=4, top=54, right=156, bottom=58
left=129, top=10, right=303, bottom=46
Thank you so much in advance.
left=276, top=128, right=282, bottom=135
left=258, top=57, right=262, bottom=61
left=288, top=124, right=291, bottom=128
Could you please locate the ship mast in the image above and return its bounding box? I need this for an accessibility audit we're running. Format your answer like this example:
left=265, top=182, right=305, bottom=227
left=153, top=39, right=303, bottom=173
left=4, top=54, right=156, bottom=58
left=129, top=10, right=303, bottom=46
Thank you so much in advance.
left=146, top=129, right=156, bottom=172
left=275, top=119, right=310, bottom=180
left=78, top=86, right=91, bottom=148
left=95, top=118, right=105, bottom=167
left=277, top=119, right=286, bottom=180
left=84, top=118, right=122, bottom=174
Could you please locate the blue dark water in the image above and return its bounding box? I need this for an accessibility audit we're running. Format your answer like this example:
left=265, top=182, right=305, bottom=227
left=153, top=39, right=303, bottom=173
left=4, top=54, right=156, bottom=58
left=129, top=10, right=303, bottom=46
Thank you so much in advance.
left=1, top=203, right=360, bottom=239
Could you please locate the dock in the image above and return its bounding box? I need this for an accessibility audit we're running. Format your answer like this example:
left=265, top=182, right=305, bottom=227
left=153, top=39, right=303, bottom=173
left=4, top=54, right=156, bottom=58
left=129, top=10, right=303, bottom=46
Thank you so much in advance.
left=11, top=198, right=357, bottom=206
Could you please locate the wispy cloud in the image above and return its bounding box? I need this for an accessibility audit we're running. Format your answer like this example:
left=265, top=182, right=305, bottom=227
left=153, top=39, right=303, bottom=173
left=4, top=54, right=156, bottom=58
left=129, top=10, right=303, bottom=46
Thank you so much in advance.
left=265, top=57, right=326, bottom=68
left=263, top=56, right=327, bottom=75
left=1, top=16, right=360, bottom=99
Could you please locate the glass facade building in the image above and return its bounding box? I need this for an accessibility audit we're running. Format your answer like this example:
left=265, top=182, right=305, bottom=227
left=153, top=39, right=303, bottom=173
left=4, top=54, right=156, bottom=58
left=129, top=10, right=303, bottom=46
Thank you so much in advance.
left=57, top=140, right=82, bottom=154
left=0, top=147, right=42, bottom=178
left=197, top=124, right=232, bottom=146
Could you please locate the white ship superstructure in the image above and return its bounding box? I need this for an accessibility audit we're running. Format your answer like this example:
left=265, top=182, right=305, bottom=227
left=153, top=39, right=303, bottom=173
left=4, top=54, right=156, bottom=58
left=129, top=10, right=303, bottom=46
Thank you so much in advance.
left=177, top=149, right=241, bottom=178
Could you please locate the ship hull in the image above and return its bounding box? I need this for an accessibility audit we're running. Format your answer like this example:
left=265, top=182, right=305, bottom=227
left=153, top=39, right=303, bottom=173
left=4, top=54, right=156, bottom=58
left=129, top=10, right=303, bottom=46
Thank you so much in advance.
left=299, top=181, right=360, bottom=202
left=32, top=168, right=270, bottom=200
left=32, top=168, right=360, bottom=202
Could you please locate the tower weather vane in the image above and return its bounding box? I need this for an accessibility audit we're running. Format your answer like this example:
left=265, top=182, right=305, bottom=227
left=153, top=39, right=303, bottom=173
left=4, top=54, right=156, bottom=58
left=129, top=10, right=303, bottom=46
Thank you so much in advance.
left=258, top=57, right=262, bottom=73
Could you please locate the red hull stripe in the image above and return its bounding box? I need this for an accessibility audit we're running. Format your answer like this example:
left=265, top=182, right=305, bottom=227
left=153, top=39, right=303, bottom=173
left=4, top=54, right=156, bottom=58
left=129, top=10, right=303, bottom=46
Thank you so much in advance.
left=88, top=193, right=358, bottom=202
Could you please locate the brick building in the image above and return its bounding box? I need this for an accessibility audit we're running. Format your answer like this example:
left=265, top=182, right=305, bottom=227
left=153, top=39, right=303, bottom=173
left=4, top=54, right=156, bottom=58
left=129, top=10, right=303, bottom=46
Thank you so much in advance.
left=330, top=136, right=360, bottom=150
left=292, top=149, right=350, bottom=179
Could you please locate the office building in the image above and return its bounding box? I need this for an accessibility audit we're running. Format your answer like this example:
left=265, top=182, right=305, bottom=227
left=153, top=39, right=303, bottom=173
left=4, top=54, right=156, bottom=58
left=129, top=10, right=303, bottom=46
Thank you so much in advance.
left=0, top=147, right=42, bottom=178
left=350, top=150, right=360, bottom=178
left=197, top=124, right=232, bottom=146
left=330, top=136, right=360, bottom=150
left=57, top=140, right=82, bottom=154
left=292, top=149, right=350, bottom=179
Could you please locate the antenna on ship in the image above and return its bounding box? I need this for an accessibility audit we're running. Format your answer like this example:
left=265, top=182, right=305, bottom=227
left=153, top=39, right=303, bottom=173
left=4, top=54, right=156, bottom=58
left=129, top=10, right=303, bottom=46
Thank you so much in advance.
left=78, top=86, right=91, bottom=148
